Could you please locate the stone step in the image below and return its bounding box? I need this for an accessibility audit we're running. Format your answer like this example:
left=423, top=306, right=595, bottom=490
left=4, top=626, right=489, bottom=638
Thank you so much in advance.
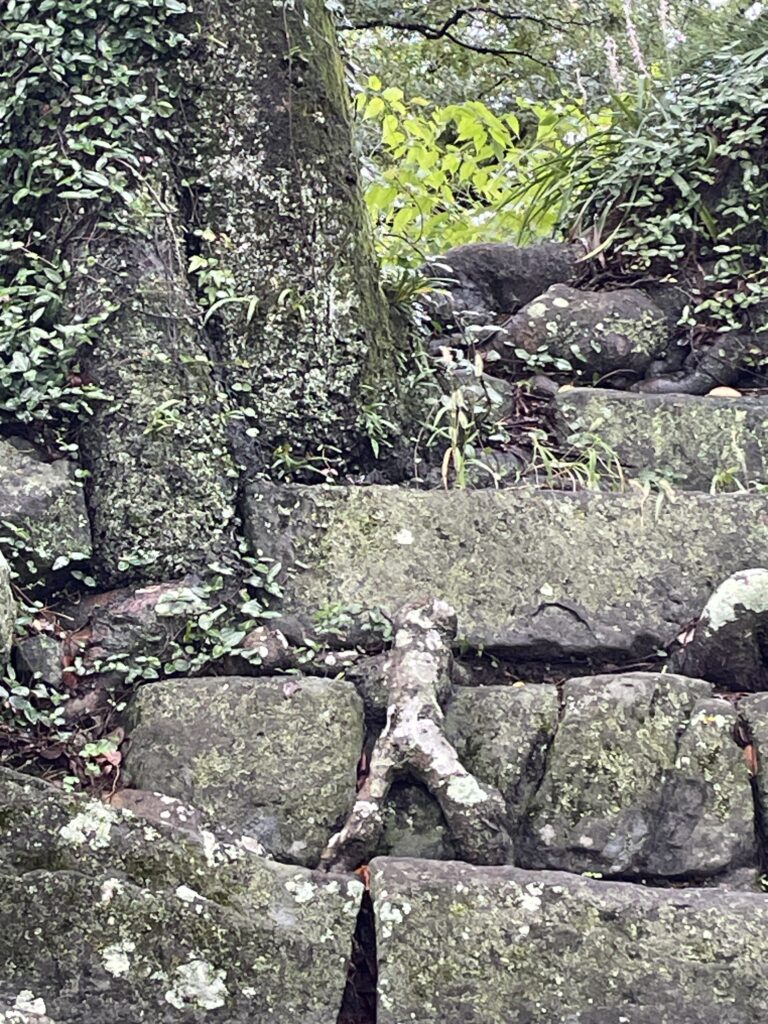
left=371, top=857, right=768, bottom=1024
left=555, top=387, right=768, bottom=490
left=122, top=671, right=767, bottom=879
left=4, top=768, right=766, bottom=1024
left=244, top=481, right=768, bottom=659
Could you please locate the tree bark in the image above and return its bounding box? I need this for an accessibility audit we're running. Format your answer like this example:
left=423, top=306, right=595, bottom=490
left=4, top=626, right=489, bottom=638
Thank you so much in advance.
left=75, top=178, right=237, bottom=587
left=177, top=0, right=414, bottom=474
left=320, top=597, right=513, bottom=871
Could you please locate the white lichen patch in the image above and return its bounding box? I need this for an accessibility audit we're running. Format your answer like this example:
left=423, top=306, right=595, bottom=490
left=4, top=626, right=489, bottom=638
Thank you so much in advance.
left=393, top=528, right=414, bottom=546
left=285, top=876, right=317, bottom=904
left=377, top=899, right=411, bottom=938
left=175, top=885, right=202, bottom=903
left=13, top=992, right=47, bottom=1016
left=702, top=568, right=768, bottom=632
left=164, top=959, right=228, bottom=1011
left=58, top=802, right=119, bottom=850
left=446, top=773, right=487, bottom=806
left=100, top=877, right=124, bottom=904
left=101, top=940, right=136, bottom=978
left=527, top=302, right=548, bottom=319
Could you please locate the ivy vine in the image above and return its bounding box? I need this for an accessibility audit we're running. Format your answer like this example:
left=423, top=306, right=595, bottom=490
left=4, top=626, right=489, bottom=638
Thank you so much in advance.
left=0, top=0, right=190, bottom=443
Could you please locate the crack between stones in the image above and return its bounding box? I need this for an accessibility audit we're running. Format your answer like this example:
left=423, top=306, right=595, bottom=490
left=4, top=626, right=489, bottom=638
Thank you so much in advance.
left=336, top=889, right=377, bottom=1024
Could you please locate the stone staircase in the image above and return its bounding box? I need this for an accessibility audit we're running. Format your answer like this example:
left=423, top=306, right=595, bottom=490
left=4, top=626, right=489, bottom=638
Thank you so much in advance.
left=3, top=389, right=768, bottom=1023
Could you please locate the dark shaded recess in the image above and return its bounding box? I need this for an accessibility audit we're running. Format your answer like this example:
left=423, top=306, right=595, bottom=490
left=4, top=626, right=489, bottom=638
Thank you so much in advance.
left=337, top=890, right=377, bottom=1024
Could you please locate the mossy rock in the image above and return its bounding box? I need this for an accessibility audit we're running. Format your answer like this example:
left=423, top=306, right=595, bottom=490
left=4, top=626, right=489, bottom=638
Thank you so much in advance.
left=0, top=438, right=91, bottom=584
left=124, top=676, right=364, bottom=867
left=0, top=768, right=361, bottom=1023
left=371, top=857, right=768, bottom=1024
left=556, top=388, right=768, bottom=490
left=244, top=482, right=768, bottom=658
left=520, top=673, right=755, bottom=877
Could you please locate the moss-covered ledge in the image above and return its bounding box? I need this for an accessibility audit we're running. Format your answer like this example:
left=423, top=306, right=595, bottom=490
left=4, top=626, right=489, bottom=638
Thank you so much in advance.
left=243, top=481, right=768, bottom=659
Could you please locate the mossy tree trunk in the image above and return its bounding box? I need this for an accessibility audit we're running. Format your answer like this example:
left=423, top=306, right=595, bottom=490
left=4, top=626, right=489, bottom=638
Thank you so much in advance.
left=6, top=1, right=415, bottom=588
left=75, top=198, right=238, bottom=586
left=177, top=0, right=412, bottom=475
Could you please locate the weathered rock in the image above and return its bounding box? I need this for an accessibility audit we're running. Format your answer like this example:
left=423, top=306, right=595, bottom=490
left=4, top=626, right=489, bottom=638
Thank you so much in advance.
left=644, top=696, right=756, bottom=876
left=556, top=388, right=768, bottom=490
left=0, top=552, right=15, bottom=662
left=672, top=568, right=768, bottom=690
left=14, top=634, right=63, bottom=687
left=371, top=857, right=768, bottom=1024
left=521, top=673, right=755, bottom=877
left=421, top=241, right=583, bottom=324
left=64, top=579, right=202, bottom=688
left=378, top=781, right=457, bottom=860
left=444, top=683, right=559, bottom=836
left=637, top=331, right=766, bottom=395
left=495, top=283, right=668, bottom=379
left=124, top=675, right=364, bottom=866
left=0, top=768, right=361, bottom=1023
left=0, top=438, right=91, bottom=583
left=244, top=481, right=768, bottom=658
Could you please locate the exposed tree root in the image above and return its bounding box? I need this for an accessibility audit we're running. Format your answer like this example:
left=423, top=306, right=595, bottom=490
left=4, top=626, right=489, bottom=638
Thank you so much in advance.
left=320, top=598, right=513, bottom=872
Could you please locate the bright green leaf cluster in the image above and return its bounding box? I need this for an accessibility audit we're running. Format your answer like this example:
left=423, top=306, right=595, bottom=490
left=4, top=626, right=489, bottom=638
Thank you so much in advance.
left=357, top=77, right=616, bottom=268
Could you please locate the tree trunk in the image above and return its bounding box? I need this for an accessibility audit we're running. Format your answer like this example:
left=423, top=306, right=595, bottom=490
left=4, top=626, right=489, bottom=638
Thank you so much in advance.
left=177, top=0, right=413, bottom=475
left=75, top=193, right=237, bottom=586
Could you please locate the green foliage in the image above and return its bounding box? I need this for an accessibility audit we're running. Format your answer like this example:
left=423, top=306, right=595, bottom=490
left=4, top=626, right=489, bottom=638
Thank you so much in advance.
left=565, top=41, right=768, bottom=333
left=0, top=0, right=189, bottom=442
left=357, top=79, right=615, bottom=267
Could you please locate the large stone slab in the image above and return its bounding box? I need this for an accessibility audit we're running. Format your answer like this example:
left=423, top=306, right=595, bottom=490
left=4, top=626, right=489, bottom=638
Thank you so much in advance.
left=124, top=676, right=363, bottom=867
left=0, top=438, right=91, bottom=583
left=371, top=857, right=768, bottom=1023
left=521, top=673, right=755, bottom=877
left=243, top=482, right=768, bottom=657
left=556, top=388, right=768, bottom=490
left=0, top=769, right=361, bottom=1024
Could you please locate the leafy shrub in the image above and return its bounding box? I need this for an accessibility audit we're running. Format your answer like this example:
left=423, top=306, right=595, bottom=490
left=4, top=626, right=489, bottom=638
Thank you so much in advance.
left=564, top=41, right=768, bottom=333
left=357, top=78, right=616, bottom=267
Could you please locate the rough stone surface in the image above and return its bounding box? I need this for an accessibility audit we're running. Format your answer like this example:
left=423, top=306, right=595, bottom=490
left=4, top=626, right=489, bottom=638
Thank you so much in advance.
left=444, top=683, right=559, bottom=838
left=0, top=769, right=361, bottom=1024
left=124, top=675, right=364, bottom=866
left=521, top=673, right=755, bottom=877
left=556, top=388, right=768, bottom=490
left=371, top=857, right=768, bottom=1024
left=244, top=481, right=768, bottom=658
left=0, top=438, right=91, bottom=582
left=421, top=241, right=583, bottom=323
left=496, top=283, right=668, bottom=380
left=673, top=567, right=768, bottom=690
left=378, top=781, right=457, bottom=860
